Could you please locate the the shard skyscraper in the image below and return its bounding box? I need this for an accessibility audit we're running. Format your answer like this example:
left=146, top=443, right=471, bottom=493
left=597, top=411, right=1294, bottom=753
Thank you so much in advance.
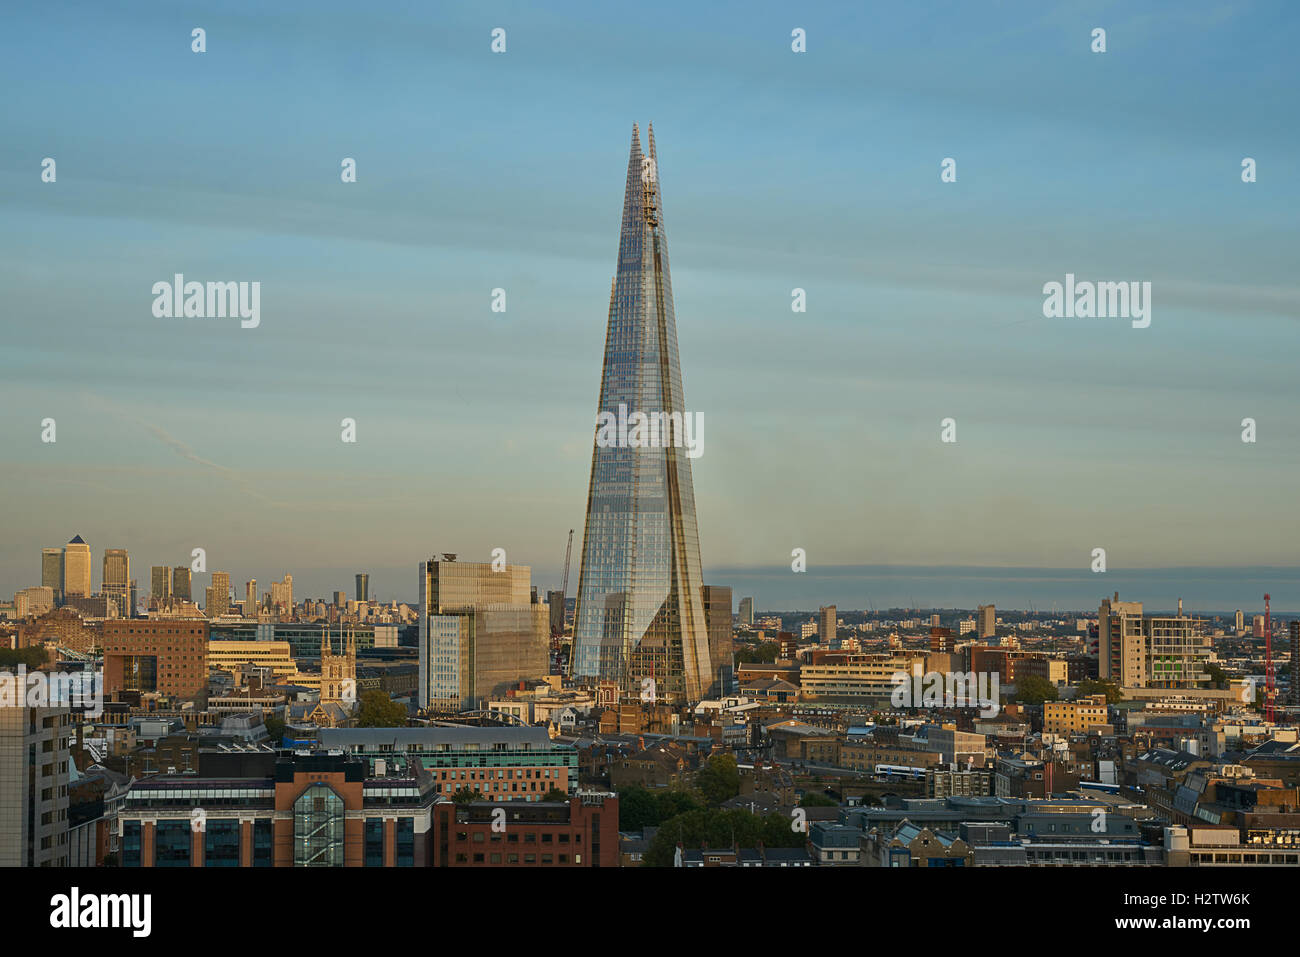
left=569, top=124, right=712, bottom=704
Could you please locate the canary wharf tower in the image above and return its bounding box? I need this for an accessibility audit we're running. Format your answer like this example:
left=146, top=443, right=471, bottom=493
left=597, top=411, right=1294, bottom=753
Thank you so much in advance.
left=569, top=124, right=712, bottom=704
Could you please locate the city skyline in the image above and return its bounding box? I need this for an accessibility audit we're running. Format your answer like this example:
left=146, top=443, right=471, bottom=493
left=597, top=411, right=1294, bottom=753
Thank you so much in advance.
left=16, top=529, right=1300, bottom=615
left=3, top=2, right=1299, bottom=605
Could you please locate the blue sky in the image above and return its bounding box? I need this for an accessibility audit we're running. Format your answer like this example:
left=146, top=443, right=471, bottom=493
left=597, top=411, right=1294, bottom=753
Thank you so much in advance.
left=1, top=1, right=1297, bottom=607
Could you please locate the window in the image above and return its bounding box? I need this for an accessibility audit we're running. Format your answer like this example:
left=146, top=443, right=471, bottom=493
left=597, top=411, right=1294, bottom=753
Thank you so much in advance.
left=154, top=820, right=191, bottom=868
left=204, top=820, right=240, bottom=867
left=396, top=818, right=414, bottom=867
left=365, top=818, right=385, bottom=867
left=293, top=784, right=344, bottom=867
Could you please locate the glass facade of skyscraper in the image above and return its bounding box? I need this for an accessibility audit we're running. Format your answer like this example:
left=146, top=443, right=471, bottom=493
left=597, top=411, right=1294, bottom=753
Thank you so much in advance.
left=570, top=125, right=711, bottom=703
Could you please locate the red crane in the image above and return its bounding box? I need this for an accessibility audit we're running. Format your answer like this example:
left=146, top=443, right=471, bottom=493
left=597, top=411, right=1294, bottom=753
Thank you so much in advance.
left=1265, top=593, right=1275, bottom=723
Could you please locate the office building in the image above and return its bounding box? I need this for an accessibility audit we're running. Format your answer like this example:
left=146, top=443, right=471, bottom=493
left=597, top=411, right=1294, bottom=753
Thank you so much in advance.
left=270, top=574, right=293, bottom=616
left=151, top=566, right=172, bottom=601
left=41, top=547, right=64, bottom=605
left=118, top=750, right=435, bottom=867
left=702, top=585, right=733, bottom=694
left=977, top=604, right=996, bottom=639
left=207, top=640, right=299, bottom=682
left=417, top=556, right=549, bottom=712
left=356, top=573, right=369, bottom=602
left=0, top=707, right=72, bottom=866
left=206, top=572, right=232, bottom=618
left=570, top=125, right=711, bottom=704
left=102, top=619, right=209, bottom=705
left=102, top=548, right=130, bottom=617
left=14, top=586, right=55, bottom=618
left=172, top=566, right=191, bottom=601
left=434, top=792, right=619, bottom=867
left=819, top=605, right=837, bottom=644
left=739, top=597, right=754, bottom=626
left=62, top=535, right=91, bottom=601
left=318, top=725, right=577, bottom=799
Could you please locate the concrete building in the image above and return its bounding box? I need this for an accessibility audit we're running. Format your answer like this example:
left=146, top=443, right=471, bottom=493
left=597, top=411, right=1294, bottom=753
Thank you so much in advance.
left=819, top=605, right=837, bottom=645
left=0, top=707, right=72, bottom=866
left=1098, top=594, right=1211, bottom=691
left=207, top=640, right=299, bottom=681
left=739, top=597, right=754, bottom=626
left=977, top=604, right=996, bottom=640
left=14, top=586, right=55, bottom=618
left=800, top=654, right=924, bottom=704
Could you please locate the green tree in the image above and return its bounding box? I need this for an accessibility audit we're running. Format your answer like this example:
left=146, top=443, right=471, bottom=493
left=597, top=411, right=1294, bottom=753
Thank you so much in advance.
left=695, top=754, right=741, bottom=805
left=356, top=689, right=408, bottom=728
left=451, top=787, right=478, bottom=805
left=263, top=714, right=286, bottom=745
left=733, top=642, right=780, bottom=665
left=617, top=786, right=659, bottom=830
left=1016, top=674, right=1059, bottom=705
left=655, top=789, right=701, bottom=822
left=542, top=787, right=568, bottom=802
left=642, top=808, right=806, bottom=867
left=1074, top=678, right=1124, bottom=703
left=1202, top=662, right=1228, bottom=690
left=798, top=790, right=838, bottom=808
left=0, top=647, right=47, bottom=669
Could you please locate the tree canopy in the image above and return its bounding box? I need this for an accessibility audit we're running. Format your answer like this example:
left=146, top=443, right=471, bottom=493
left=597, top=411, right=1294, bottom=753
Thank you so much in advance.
left=356, top=689, right=408, bottom=727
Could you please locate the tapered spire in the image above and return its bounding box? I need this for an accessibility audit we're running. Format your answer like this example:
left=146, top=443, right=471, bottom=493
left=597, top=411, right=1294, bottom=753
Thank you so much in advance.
left=570, top=125, right=712, bottom=703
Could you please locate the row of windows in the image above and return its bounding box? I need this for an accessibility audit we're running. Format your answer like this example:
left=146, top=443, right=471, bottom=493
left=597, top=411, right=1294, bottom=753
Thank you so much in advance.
left=467, top=831, right=574, bottom=844
left=458, top=853, right=576, bottom=865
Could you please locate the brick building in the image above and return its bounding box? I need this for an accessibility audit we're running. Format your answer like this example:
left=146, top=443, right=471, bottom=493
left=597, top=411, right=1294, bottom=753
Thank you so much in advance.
left=434, top=791, right=619, bottom=867
left=102, top=619, right=209, bottom=705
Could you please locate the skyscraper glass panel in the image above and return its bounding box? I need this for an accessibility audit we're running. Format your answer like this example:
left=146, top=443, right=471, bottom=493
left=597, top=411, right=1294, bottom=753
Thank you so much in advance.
left=570, top=125, right=711, bottom=703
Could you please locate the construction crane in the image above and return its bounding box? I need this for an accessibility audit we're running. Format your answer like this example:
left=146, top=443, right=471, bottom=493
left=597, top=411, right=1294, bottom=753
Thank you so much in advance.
left=1265, top=593, right=1275, bottom=723
left=561, top=528, right=574, bottom=604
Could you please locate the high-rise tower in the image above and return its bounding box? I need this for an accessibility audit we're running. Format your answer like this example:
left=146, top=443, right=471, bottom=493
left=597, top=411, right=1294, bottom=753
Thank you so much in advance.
left=569, top=124, right=711, bottom=704
left=103, top=548, right=130, bottom=616
left=63, top=535, right=91, bottom=600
